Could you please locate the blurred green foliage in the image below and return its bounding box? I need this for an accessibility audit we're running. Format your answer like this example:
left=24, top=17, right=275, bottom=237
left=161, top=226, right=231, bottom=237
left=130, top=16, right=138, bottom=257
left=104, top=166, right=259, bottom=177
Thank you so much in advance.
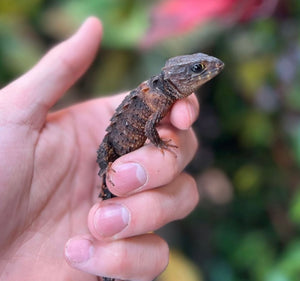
left=1, top=0, right=300, bottom=280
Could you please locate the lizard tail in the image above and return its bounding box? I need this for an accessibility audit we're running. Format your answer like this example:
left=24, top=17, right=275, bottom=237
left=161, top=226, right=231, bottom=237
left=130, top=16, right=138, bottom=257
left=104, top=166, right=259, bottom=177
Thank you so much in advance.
left=97, top=135, right=118, bottom=177
left=97, top=135, right=117, bottom=200
left=102, top=277, right=115, bottom=281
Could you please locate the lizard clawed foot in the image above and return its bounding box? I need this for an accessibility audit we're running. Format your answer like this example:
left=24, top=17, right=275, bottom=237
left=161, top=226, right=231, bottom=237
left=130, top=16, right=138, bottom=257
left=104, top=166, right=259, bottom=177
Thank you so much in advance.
left=98, top=163, right=116, bottom=199
left=106, top=162, right=116, bottom=187
left=157, top=138, right=178, bottom=158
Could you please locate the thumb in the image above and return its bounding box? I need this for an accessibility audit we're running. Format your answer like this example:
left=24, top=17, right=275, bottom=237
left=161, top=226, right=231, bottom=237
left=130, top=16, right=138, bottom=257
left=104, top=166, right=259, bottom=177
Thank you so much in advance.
left=0, top=17, right=102, bottom=129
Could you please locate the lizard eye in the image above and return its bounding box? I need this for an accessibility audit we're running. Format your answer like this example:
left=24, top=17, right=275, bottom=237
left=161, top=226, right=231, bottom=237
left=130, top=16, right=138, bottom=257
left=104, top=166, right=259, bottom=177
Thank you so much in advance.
left=191, top=63, right=205, bottom=73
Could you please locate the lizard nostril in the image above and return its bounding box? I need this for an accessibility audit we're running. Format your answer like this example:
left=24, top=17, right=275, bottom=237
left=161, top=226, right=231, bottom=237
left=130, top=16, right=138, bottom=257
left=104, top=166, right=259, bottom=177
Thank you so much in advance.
left=216, top=61, right=224, bottom=69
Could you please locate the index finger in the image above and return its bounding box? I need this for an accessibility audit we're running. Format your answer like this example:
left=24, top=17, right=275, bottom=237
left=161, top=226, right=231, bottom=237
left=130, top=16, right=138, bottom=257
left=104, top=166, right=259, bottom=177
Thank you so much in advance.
left=169, top=93, right=200, bottom=130
left=107, top=126, right=198, bottom=196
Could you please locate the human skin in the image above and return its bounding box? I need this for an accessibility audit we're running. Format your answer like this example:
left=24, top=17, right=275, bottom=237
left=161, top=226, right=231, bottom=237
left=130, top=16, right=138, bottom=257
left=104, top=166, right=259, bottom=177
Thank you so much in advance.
left=0, top=17, right=199, bottom=281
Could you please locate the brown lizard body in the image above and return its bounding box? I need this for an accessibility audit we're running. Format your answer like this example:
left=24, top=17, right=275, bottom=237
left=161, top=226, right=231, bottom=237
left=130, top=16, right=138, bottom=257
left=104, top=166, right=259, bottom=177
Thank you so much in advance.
left=96, top=53, right=224, bottom=281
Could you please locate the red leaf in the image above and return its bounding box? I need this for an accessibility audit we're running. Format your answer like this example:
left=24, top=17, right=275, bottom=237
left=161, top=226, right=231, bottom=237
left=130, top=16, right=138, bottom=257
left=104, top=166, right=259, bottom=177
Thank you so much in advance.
left=140, top=0, right=279, bottom=48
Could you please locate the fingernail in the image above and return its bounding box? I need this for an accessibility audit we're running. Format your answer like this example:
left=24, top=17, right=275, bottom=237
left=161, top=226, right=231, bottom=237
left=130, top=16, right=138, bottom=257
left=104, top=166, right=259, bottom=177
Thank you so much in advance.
left=65, top=238, right=94, bottom=264
left=110, top=162, right=147, bottom=194
left=94, top=204, right=129, bottom=237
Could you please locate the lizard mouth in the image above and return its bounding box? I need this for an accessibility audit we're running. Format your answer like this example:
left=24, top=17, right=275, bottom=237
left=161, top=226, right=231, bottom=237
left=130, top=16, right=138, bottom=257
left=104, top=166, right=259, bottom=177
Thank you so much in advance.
left=202, top=61, right=225, bottom=80
left=213, top=60, right=225, bottom=74
left=216, top=60, right=225, bottom=70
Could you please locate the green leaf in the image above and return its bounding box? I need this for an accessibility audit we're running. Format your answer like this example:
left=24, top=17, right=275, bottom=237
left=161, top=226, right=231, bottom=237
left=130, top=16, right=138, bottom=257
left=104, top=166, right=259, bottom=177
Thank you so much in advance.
left=289, top=123, right=300, bottom=166
left=232, top=232, right=274, bottom=280
left=267, top=241, right=300, bottom=280
left=239, top=111, right=274, bottom=148
left=234, top=164, right=262, bottom=193
left=289, top=188, right=300, bottom=225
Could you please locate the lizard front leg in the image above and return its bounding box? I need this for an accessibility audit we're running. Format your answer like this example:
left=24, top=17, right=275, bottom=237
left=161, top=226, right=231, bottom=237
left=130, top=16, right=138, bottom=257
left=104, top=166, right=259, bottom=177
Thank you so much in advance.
left=145, top=111, right=177, bottom=155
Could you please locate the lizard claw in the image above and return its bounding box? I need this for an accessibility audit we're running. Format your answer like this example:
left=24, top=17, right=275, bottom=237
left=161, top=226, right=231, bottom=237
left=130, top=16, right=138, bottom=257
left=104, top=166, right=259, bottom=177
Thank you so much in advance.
left=98, top=163, right=116, bottom=199
left=157, top=139, right=178, bottom=158
left=106, top=162, right=116, bottom=187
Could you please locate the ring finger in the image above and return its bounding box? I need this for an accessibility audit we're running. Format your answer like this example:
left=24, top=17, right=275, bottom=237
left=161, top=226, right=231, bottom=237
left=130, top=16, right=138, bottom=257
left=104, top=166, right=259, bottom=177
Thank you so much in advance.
left=65, top=233, right=169, bottom=281
left=88, top=173, right=199, bottom=240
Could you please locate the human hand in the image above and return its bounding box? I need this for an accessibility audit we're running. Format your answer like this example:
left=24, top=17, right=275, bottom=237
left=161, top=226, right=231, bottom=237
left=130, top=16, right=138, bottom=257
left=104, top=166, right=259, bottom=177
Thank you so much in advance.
left=0, top=17, right=199, bottom=281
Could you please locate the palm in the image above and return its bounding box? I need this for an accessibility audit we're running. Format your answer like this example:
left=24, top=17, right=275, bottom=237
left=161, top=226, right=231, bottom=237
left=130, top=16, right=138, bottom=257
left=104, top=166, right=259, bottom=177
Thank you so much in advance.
left=0, top=95, right=117, bottom=280
left=0, top=17, right=104, bottom=280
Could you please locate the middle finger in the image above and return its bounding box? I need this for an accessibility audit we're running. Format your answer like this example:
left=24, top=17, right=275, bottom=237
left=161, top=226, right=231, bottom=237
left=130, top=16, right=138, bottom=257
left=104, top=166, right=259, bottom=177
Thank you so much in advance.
left=107, top=126, right=198, bottom=197
left=88, top=172, right=199, bottom=240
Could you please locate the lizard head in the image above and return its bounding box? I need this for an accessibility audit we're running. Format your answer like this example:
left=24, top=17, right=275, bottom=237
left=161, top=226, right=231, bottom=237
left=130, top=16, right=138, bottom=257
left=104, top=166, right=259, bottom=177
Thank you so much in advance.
left=162, top=53, right=224, bottom=97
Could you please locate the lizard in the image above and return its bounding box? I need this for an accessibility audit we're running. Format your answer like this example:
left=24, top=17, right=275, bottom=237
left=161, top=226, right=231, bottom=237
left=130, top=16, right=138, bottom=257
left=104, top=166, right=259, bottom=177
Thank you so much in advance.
left=96, top=53, right=224, bottom=281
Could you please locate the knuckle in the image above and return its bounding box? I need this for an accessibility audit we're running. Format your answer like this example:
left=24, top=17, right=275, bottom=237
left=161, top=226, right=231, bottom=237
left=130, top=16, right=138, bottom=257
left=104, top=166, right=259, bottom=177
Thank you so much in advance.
left=152, top=237, right=170, bottom=278
left=144, top=151, right=179, bottom=189
left=148, top=173, right=199, bottom=225
left=57, top=55, right=78, bottom=79
left=144, top=193, right=167, bottom=227
left=103, top=242, right=128, bottom=274
left=47, top=45, right=78, bottom=79
left=106, top=236, right=169, bottom=281
left=178, top=173, right=199, bottom=217
left=187, top=129, right=199, bottom=157
left=185, top=173, right=200, bottom=207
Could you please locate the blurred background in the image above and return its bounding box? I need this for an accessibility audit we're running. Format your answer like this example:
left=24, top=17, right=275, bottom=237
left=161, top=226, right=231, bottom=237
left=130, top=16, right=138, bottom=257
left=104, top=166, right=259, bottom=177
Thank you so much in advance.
left=1, top=0, right=300, bottom=280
